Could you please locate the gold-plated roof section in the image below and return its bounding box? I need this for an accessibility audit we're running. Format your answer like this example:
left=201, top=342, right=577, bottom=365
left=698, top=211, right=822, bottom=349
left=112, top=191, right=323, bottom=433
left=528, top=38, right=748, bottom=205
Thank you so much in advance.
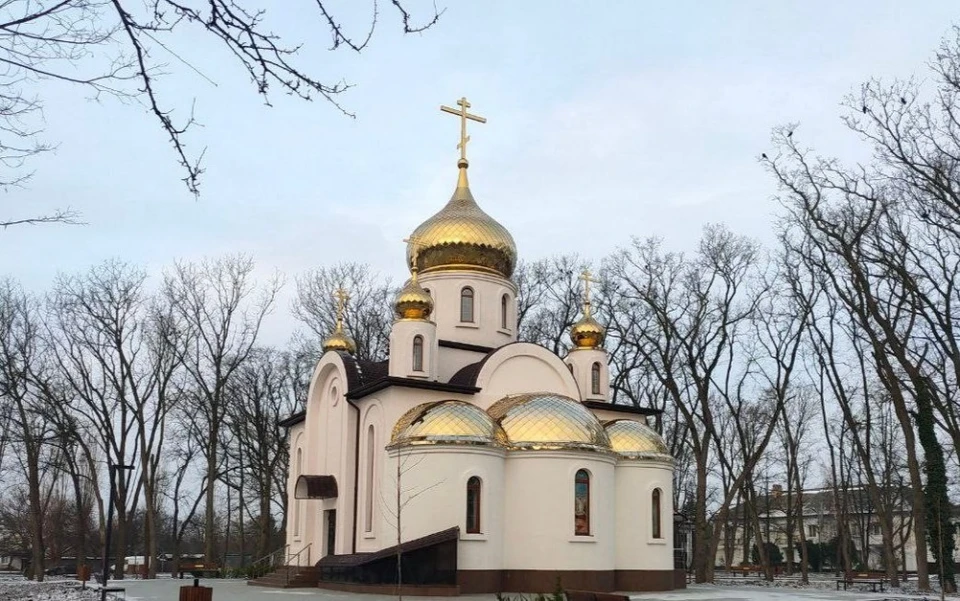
left=390, top=400, right=508, bottom=447
left=604, top=419, right=671, bottom=460
left=406, top=161, right=517, bottom=278
left=570, top=315, right=605, bottom=349
left=486, top=393, right=611, bottom=452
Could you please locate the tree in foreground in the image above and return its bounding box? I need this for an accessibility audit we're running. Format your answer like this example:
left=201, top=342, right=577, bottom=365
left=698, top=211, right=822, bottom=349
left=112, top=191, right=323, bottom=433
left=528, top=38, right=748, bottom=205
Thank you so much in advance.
left=0, top=0, right=441, bottom=226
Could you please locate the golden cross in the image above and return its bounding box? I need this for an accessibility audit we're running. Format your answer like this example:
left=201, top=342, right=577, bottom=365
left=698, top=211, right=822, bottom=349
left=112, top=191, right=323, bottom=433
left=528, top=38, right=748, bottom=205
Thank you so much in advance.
left=579, top=269, right=596, bottom=316
left=440, top=96, right=487, bottom=161
left=404, top=236, right=427, bottom=270
left=333, top=287, right=349, bottom=329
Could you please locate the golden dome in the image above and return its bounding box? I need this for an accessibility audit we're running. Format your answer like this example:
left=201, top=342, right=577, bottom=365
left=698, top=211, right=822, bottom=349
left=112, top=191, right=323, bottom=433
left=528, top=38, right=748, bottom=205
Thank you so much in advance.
left=604, top=419, right=672, bottom=461
left=486, top=393, right=611, bottom=452
left=390, top=400, right=507, bottom=447
left=406, top=160, right=517, bottom=278
left=570, top=315, right=605, bottom=349
left=394, top=271, right=434, bottom=320
left=322, top=326, right=356, bottom=354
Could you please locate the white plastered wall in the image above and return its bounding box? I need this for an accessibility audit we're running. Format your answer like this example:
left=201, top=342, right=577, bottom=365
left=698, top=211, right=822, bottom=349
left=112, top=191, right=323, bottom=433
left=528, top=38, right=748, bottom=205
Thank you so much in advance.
left=381, top=446, right=506, bottom=570
left=389, top=319, right=439, bottom=380
left=285, top=423, right=306, bottom=551
left=293, top=353, right=358, bottom=559
left=614, top=460, right=675, bottom=571
left=565, top=348, right=610, bottom=402
left=418, top=270, right=517, bottom=349
left=473, top=343, right=581, bottom=409
left=503, top=451, right=617, bottom=571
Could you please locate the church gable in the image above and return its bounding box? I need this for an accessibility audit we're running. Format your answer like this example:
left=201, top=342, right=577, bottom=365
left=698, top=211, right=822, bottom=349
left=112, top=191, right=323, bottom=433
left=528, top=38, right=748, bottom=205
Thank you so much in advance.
left=469, top=342, right=581, bottom=407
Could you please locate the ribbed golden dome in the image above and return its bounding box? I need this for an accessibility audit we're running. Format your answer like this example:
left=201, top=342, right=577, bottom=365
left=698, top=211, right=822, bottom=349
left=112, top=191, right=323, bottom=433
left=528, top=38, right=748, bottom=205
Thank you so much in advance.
left=394, top=271, right=433, bottom=320
left=486, top=393, right=611, bottom=452
left=604, top=419, right=671, bottom=461
left=390, top=400, right=507, bottom=447
left=406, top=160, right=517, bottom=278
left=570, top=315, right=605, bottom=349
left=322, top=326, right=356, bottom=354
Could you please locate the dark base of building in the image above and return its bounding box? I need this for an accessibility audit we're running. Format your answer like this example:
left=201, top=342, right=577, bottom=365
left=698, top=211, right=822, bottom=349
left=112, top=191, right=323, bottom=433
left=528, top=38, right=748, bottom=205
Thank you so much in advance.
left=316, top=569, right=684, bottom=596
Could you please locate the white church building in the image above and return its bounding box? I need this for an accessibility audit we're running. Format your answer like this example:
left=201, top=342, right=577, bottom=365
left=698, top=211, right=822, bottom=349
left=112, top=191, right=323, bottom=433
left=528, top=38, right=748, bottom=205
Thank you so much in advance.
left=280, top=98, right=680, bottom=594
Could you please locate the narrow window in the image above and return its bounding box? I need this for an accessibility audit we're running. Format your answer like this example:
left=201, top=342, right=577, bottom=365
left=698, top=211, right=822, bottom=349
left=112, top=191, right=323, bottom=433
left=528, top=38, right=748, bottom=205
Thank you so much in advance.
left=295, top=448, right=303, bottom=536
left=365, top=425, right=375, bottom=532
left=652, top=488, right=662, bottom=539
left=412, top=335, right=424, bottom=372
left=575, top=469, right=590, bottom=536
left=567, top=363, right=574, bottom=374
left=501, top=294, right=508, bottom=329
left=591, top=362, right=601, bottom=395
left=460, top=287, right=475, bottom=322
left=466, top=476, right=482, bottom=534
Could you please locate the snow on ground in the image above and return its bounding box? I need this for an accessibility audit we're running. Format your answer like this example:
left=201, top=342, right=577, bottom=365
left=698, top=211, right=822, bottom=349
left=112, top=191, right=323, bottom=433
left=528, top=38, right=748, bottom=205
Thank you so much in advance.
left=0, top=578, right=97, bottom=600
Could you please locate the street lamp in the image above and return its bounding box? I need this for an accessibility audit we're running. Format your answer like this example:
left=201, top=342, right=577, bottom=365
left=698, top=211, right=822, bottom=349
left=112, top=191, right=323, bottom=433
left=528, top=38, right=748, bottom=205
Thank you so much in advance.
left=101, top=463, right=134, bottom=601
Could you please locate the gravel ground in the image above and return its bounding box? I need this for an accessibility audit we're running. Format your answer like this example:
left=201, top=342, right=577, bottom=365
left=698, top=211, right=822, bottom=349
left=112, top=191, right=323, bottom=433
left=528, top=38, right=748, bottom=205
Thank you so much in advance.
left=0, top=579, right=97, bottom=600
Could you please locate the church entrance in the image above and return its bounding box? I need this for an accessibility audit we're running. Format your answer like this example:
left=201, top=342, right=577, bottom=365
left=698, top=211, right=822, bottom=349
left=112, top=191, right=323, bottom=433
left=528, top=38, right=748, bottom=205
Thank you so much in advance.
left=324, top=509, right=336, bottom=556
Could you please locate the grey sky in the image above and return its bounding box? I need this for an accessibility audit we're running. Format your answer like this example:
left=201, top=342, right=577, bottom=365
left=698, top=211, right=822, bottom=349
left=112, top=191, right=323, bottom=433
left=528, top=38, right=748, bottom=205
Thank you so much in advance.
left=2, top=1, right=957, bottom=344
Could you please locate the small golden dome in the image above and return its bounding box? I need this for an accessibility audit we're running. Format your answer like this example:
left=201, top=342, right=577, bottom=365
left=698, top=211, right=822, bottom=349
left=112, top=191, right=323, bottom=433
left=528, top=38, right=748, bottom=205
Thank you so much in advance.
left=322, top=326, right=356, bottom=354
left=570, top=315, right=605, bottom=349
left=394, top=271, right=433, bottom=320
left=604, top=419, right=671, bottom=461
left=406, top=160, right=517, bottom=278
left=390, top=400, right=507, bottom=447
left=486, top=392, right=611, bottom=452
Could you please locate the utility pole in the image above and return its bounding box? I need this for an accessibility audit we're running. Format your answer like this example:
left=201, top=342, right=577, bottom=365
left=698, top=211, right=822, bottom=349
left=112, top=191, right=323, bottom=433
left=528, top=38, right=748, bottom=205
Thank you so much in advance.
left=101, top=463, right=134, bottom=601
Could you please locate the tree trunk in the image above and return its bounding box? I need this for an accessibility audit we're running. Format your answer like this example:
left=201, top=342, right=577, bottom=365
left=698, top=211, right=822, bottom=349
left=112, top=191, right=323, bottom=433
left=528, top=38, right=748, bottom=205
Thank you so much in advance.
left=26, top=448, right=45, bottom=581
left=205, top=425, right=217, bottom=563
left=693, top=450, right=710, bottom=582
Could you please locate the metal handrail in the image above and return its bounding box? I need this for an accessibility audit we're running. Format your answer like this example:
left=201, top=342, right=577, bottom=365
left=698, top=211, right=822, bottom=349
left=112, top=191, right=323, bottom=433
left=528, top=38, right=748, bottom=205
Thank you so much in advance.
left=250, top=545, right=288, bottom=577
left=284, top=543, right=312, bottom=585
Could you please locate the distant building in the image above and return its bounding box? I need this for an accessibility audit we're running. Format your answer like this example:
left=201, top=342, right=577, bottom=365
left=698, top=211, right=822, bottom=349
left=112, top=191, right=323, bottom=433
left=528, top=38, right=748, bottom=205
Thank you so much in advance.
left=716, top=485, right=960, bottom=572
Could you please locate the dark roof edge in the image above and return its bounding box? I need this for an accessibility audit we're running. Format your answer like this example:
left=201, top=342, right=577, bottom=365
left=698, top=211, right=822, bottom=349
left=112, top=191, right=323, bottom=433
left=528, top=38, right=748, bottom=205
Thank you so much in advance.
left=583, top=400, right=661, bottom=416
left=438, top=339, right=496, bottom=353
left=346, top=376, right=480, bottom=400
left=279, top=410, right=306, bottom=428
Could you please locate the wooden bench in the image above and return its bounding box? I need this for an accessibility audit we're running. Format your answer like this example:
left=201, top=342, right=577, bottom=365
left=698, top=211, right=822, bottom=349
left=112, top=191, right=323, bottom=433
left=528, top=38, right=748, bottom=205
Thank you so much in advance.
left=178, top=563, right=221, bottom=579
left=836, top=576, right=886, bottom=592
left=566, top=590, right=629, bottom=601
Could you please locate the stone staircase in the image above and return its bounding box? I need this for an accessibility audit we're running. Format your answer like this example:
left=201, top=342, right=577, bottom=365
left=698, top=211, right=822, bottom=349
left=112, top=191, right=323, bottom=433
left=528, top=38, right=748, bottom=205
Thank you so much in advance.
left=248, top=565, right=319, bottom=588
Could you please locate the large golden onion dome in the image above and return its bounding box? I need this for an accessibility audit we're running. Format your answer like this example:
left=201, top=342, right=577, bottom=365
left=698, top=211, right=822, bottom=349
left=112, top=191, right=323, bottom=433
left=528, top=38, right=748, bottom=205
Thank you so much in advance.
left=394, top=270, right=433, bottom=320
left=486, top=393, right=611, bottom=452
left=406, top=160, right=517, bottom=278
left=390, top=400, right=508, bottom=447
left=604, top=419, right=672, bottom=461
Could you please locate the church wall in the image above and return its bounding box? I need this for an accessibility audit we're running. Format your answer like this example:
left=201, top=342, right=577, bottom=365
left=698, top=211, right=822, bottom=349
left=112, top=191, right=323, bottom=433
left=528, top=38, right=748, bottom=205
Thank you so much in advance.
left=389, top=319, right=438, bottom=380
left=286, top=424, right=306, bottom=552
left=438, top=346, right=487, bottom=382
left=614, top=461, right=675, bottom=571
left=382, top=446, right=506, bottom=570
left=589, top=408, right=652, bottom=426
left=356, top=401, right=385, bottom=552
left=474, top=346, right=581, bottom=409
left=417, top=270, right=517, bottom=349
left=565, top=348, right=610, bottom=402
left=502, top=451, right=617, bottom=571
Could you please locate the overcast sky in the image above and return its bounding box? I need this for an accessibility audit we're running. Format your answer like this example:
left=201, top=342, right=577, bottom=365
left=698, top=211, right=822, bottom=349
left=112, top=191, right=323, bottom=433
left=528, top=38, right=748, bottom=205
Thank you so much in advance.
left=2, top=1, right=957, bottom=344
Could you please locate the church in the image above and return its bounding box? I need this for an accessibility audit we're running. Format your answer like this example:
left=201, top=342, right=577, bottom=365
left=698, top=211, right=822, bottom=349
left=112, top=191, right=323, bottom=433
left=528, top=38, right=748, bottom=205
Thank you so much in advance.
left=280, top=98, right=681, bottom=594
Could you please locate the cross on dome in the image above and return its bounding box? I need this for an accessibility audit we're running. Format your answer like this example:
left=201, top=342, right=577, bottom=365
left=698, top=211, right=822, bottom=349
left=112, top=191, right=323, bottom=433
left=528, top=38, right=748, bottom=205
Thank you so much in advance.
left=440, top=96, right=486, bottom=163
left=579, top=269, right=596, bottom=317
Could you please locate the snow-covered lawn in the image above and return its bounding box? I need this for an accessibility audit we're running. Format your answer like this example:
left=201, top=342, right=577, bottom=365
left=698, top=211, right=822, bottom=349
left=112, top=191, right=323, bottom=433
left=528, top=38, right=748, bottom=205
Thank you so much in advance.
left=0, top=578, right=97, bottom=600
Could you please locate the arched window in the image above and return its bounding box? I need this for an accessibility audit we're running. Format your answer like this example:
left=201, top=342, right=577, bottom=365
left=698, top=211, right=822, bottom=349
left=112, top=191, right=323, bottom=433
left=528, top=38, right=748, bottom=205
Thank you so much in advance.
left=501, top=294, right=509, bottom=329
left=460, top=287, right=474, bottom=322
left=652, top=488, right=663, bottom=539
left=591, top=362, right=601, bottom=395
left=412, top=335, right=424, bottom=372
left=365, top=425, right=375, bottom=532
left=295, top=448, right=303, bottom=536
left=574, top=469, right=590, bottom=536
left=466, top=476, right=482, bottom=534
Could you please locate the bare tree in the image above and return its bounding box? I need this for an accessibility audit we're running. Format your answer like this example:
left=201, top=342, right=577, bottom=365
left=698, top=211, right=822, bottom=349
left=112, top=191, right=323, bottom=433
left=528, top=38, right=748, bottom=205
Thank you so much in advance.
left=164, top=254, right=280, bottom=562
left=293, top=263, right=392, bottom=361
